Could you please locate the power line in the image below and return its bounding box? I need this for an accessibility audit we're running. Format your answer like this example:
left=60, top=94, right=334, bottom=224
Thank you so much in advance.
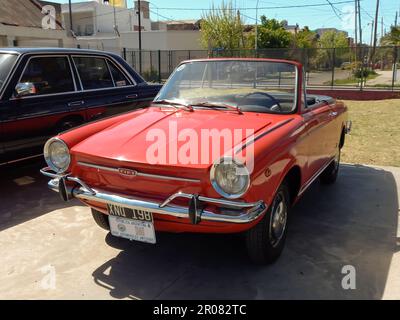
left=153, top=0, right=361, bottom=11
left=70, top=0, right=361, bottom=24
left=325, top=0, right=343, bottom=21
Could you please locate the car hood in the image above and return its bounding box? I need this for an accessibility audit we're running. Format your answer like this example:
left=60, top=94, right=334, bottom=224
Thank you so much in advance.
left=71, top=107, right=279, bottom=169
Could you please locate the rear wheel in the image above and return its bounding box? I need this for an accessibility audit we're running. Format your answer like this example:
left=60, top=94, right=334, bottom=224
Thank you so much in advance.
left=245, top=182, right=290, bottom=264
left=91, top=209, right=110, bottom=230
left=320, top=147, right=341, bottom=185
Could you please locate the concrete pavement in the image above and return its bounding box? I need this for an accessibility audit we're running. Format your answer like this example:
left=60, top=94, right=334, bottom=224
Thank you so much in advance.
left=0, top=161, right=399, bottom=299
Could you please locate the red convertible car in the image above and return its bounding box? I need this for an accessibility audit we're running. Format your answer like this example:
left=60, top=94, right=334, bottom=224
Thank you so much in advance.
left=41, top=58, right=351, bottom=264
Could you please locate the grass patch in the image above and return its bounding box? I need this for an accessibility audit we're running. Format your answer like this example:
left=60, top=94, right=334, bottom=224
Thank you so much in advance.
left=326, top=73, right=380, bottom=86
left=341, top=99, right=400, bottom=167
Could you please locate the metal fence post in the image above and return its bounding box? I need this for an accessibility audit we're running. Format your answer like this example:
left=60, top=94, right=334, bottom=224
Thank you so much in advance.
left=139, top=50, right=143, bottom=74
left=168, top=51, right=172, bottom=75
left=392, top=46, right=398, bottom=92
left=331, top=48, right=336, bottom=89
left=123, top=47, right=127, bottom=60
left=360, top=47, right=364, bottom=91
left=158, top=50, right=162, bottom=83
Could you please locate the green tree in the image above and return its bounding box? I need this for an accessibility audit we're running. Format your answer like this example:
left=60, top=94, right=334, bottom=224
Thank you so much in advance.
left=381, top=26, right=400, bottom=46
left=318, top=30, right=348, bottom=48
left=295, top=26, right=317, bottom=48
left=256, top=16, right=292, bottom=48
left=200, top=1, right=246, bottom=51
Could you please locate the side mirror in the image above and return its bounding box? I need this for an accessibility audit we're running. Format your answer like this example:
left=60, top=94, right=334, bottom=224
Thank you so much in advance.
left=15, top=82, right=37, bottom=98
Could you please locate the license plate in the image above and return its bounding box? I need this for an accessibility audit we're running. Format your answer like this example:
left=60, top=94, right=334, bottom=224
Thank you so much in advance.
left=107, top=204, right=156, bottom=244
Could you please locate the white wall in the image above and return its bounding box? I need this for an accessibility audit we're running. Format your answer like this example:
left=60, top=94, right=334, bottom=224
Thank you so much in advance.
left=120, top=30, right=202, bottom=50
left=62, top=2, right=151, bottom=36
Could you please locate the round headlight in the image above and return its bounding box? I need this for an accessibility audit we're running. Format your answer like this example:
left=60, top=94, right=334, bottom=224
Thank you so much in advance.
left=44, top=138, right=71, bottom=173
left=210, top=157, right=250, bottom=199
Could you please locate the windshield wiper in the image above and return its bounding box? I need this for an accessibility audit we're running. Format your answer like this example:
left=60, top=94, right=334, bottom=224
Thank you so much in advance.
left=192, top=102, right=243, bottom=115
left=153, top=99, right=194, bottom=112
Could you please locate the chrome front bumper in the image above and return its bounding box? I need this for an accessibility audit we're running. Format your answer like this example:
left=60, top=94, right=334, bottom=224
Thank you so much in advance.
left=41, top=168, right=266, bottom=225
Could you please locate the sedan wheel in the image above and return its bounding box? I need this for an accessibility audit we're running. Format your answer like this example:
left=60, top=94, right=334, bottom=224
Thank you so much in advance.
left=246, top=182, right=290, bottom=264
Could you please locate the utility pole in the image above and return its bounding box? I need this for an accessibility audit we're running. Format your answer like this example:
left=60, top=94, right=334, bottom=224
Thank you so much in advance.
left=137, top=0, right=142, bottom=73
left=68, top=0, right=73, bottom=36
left=112, top=0, right=118, bottom=36
left=370, top=0, right=380, bottom=64
left=370, top=20, right=374, bottom=47
left=255, top=0, right=260, bottom=52
left=354, top=0, right=358, bottom=47
left=358, top=0, right=362, bottom=45
left=395, top=11, right=398, bottom=27
left=113, top=1, right=116, bottom=29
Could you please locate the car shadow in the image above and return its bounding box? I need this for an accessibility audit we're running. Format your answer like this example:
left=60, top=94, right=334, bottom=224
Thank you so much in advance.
left=91, top=164, right=399, bottom=299
left=0, top=159, right=85, bottom=232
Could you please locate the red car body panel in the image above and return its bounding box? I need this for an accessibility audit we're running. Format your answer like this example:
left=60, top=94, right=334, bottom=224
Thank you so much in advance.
left=49, top=58, right=348, bottom=234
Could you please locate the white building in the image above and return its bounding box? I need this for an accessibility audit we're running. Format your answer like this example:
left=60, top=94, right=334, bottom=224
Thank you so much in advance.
left=0, top=0, right=74, bottom=48
left=61, top=0, right=151, bottom=37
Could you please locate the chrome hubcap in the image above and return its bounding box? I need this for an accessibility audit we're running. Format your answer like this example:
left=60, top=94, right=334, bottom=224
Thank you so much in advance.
left=269, top=193, right=287, bottom=247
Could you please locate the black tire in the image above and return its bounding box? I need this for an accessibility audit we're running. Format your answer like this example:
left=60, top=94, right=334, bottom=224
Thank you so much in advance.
left=91, top=209, right=110, bottom=231
left=246, top=182, right=290, bottom=264
left=320, top=148, right=341, bottom=185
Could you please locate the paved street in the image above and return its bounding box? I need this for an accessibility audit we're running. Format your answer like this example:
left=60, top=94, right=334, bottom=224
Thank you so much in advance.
left=0, top=160, right=399, bottom=300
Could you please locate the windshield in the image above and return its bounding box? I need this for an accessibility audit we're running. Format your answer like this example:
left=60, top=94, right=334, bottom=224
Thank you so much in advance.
left=155, top=60, right=298, bottom=114
left=0, top=53, right=18, bottom=92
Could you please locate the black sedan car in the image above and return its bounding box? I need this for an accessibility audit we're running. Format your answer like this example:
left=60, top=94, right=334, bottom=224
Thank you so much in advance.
left=0, top=48, right=162, bottom=166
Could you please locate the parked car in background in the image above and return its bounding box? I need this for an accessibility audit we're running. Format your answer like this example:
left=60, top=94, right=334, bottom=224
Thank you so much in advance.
left=0, top=48, right=162, bottom=166
left=41, top=58, right=351, bottom=264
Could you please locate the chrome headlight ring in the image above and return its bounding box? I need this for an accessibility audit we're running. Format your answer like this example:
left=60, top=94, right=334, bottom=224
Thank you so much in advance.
left=44, top=138, right=71, bottom=174
left=210, top=157, right=250, bottom=199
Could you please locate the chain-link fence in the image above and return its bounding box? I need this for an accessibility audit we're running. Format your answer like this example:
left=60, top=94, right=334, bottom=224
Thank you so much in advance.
left=121, top=47, right=400, bottom=90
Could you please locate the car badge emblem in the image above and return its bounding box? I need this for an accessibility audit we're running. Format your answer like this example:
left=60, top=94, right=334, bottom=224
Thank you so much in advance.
left=119, top=168, right=138, bottom=177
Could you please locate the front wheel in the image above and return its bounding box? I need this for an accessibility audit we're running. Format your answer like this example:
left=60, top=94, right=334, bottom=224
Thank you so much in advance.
left=245, top=182, right=290, bottom=264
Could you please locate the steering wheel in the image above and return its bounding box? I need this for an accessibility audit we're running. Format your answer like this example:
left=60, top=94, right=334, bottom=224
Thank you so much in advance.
left=242, top=92, right=283, bottom=112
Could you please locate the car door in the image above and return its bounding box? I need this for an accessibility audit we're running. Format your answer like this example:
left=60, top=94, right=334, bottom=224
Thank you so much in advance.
left=72, top=55, right=145, bottom=121
left=301, top=99, right=337, bottom=183
left=1, top=55, right=82, bottom=160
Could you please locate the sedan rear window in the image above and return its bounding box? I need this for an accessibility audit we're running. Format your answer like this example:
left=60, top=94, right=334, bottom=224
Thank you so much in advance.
left=73, top=57, right=114, bottom=90
left=108, top=62, right=131, bottom=87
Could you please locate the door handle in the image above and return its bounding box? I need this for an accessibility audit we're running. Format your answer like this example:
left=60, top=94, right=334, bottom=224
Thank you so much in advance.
left=68, top=101, right=85, bottom=107
left=126, top=94, right=139, bottom=99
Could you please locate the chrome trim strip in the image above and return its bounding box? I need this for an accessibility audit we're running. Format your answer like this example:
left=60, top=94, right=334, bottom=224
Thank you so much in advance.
left=0, top=153, right=42, bottom=166
left=298, top=157, right=335, bottom=196
left=78, top=162, right=119, bottom=172
left=160, top=192, right=263, bottom=209
left=77, top=161, right=201, bottom=183
left=45, top=176, right=266, bottom=224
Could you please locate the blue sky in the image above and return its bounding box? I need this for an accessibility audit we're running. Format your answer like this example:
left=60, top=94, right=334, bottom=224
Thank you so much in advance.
left=52, top=0, right=399, bottom=44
